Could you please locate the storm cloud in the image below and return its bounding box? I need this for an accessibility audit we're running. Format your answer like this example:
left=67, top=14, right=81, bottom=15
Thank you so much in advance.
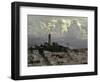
left=28, top=15, right=88, bottom=48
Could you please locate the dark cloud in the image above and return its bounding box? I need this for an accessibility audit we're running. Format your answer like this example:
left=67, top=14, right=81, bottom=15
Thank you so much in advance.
left=28, top=15, right=88, bottom=48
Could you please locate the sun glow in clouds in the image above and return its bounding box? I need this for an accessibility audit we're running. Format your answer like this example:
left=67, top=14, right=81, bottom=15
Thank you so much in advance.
left=61, top=19, right=71, bottom=33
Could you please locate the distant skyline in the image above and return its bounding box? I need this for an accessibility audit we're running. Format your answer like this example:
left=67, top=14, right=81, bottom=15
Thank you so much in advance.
left=28, top=15, right=88, bottom=48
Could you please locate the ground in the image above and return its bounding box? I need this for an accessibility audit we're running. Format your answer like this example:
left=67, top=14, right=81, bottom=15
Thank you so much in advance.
left=28, top=48, right=87, bottom=66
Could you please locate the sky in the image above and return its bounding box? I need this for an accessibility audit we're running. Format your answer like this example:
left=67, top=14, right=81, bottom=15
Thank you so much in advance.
left=28, top=15, right=88, bottom=49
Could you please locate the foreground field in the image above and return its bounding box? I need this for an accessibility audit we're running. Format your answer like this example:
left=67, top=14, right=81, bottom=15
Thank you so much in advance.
left=28, top=48, right=87, bottom=66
